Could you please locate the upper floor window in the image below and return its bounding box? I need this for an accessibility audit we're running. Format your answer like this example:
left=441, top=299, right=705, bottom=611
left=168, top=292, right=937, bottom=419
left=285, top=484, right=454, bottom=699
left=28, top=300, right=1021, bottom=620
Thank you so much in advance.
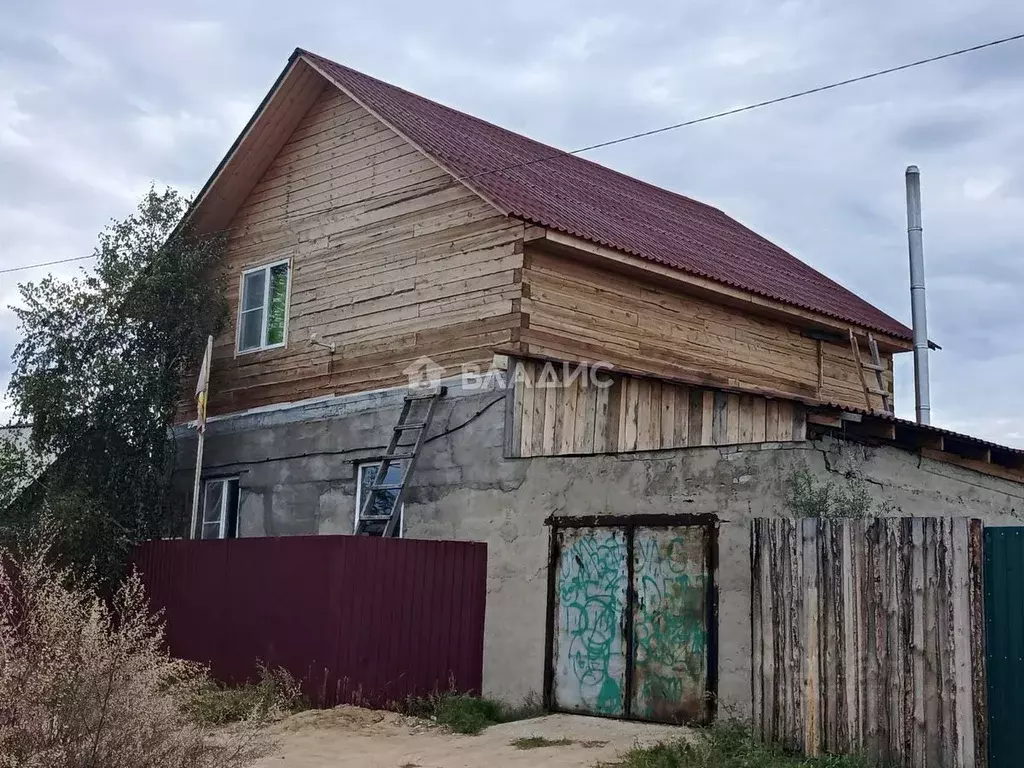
left=238, top=260, right=290, bottom=353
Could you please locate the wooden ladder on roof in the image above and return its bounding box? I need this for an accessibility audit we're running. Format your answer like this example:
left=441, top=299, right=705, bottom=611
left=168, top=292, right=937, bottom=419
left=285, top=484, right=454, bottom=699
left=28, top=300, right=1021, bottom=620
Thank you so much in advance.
left=849, top=329, right=892, bottom=414
left=355, top=386, right=446, bottom=537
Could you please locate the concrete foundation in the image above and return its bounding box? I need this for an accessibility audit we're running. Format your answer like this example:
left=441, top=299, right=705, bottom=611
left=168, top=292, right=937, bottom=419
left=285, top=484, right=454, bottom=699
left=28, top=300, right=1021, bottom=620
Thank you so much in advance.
left=175, top=381, right=1024, bottom=722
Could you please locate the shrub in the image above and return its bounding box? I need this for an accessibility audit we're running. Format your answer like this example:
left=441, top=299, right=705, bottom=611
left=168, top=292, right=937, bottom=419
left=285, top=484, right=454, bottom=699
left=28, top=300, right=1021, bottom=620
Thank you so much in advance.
left=188, top=664, right=307, bottom=726
left=0, top=535, right=268, bottom=767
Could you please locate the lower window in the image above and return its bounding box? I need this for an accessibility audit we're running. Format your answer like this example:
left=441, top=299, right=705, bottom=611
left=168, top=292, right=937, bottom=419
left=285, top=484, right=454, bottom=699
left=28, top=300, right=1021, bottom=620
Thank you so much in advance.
left=200, top=477, right=240, bottom=539
left=355, top=462, right=403, bottom=536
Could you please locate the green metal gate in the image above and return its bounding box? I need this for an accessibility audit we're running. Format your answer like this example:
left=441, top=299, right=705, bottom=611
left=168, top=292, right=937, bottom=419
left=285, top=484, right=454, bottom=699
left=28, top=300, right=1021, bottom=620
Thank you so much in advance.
left=985, top=527, right=1024, bottom=768
left=546, top=515, right=718, bottom=725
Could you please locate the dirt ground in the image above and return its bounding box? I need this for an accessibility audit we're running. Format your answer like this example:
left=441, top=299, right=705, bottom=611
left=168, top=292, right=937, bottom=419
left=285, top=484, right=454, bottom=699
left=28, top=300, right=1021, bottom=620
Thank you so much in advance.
left=252, top=706, right=692, bottom=768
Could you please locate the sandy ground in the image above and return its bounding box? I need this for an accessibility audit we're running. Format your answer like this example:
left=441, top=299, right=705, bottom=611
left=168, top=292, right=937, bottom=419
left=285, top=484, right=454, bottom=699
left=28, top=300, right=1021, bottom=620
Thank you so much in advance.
left=252, top=706, right=692, bottom=768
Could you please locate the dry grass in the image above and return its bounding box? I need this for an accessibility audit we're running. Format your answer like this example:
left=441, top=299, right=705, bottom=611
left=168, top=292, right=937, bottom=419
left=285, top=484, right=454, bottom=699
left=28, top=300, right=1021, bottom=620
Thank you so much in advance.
left=600, top=727, right=879, bottom=768
left=0, top=533, right=271, bottom=767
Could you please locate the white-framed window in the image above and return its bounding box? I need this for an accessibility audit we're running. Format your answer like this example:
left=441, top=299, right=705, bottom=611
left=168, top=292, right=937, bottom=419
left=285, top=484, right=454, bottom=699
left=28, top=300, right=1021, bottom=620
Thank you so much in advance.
left=355, top=462, right=404, bottom=537
left=198, top=477, right=240, bottom=540
left=237, top=259, right=291, bottom=353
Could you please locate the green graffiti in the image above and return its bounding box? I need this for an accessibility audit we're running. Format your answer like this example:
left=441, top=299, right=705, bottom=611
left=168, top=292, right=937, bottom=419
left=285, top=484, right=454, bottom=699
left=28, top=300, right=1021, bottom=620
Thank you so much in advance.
left=631, top=533, right=708, bottom=719
left=556, top=531, right=626, bottom=716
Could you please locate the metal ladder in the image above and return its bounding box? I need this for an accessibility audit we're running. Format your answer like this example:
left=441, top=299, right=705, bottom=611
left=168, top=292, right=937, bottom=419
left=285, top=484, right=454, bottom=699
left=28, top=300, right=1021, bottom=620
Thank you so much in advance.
left=849, top=329, right=892, bottom=414
left=355, top=386, right=446, bottom=537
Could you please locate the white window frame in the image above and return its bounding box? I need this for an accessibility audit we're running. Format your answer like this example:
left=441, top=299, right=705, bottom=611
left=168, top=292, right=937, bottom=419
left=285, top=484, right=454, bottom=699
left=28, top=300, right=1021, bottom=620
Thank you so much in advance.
left=199, top=476, right=240, bottom=540
left=354, top=462, right=404, bottom=537
left=236, top=258, right=292, bottom=354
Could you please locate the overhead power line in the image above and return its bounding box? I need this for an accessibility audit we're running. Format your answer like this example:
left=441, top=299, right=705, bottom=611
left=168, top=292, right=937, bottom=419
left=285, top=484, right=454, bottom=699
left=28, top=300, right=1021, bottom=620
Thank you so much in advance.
left=3, top=31, right=1022, bottom=277
left=0, top=254, right=96, bottom=275
left=456, top=31, right=1024, bottom=182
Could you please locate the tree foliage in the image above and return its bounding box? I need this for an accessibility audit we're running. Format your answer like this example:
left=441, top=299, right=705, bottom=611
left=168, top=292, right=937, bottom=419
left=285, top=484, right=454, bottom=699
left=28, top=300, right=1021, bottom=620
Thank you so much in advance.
left=3, top=187, right=227, bottom=579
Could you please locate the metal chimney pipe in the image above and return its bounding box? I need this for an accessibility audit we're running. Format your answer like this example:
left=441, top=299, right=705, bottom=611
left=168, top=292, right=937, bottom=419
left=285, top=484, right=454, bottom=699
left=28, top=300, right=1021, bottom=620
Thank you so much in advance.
left=905, top=165, right=931, bottom=425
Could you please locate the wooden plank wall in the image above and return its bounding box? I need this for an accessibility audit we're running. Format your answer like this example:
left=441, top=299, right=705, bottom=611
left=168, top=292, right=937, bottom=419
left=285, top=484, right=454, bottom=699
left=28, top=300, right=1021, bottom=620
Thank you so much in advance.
left=507, top=358, right=806, bottom=458
left=751, top=518, right=986, bottom=768
left=520, top=248, right=894, bottom=413
left=197, top=87, right=524, bottom=418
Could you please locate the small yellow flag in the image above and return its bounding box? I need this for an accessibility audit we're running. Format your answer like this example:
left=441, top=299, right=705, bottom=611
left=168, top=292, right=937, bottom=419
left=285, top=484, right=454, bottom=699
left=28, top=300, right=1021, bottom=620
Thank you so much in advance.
left=195, top=335, right=213, bottom=433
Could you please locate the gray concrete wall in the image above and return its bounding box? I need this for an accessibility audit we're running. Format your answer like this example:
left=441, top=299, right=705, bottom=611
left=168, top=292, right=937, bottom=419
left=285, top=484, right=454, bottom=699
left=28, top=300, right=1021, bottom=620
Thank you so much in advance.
left=174, top=382, right=1024, bottom=722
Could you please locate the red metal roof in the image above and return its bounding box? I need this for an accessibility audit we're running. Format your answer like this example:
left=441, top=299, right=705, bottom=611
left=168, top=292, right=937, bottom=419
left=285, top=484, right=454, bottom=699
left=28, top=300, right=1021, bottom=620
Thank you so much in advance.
left=301, top=49, right=912, bottom=341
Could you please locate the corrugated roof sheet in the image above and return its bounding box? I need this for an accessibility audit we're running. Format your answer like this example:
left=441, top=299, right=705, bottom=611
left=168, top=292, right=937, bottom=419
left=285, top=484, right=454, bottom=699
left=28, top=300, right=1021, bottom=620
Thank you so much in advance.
left=301, top=49, right=913, bottom=341
left=818, top=403, right=1024, bottom=456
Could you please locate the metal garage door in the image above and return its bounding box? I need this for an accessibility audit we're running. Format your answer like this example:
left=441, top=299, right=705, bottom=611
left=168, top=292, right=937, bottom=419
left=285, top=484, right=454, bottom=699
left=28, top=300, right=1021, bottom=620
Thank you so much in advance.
left=548, top=516, right=717, bottom=725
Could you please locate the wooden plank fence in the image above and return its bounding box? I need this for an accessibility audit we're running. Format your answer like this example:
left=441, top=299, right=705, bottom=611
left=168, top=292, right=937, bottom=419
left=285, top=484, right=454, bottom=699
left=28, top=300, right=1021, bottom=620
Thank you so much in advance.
left=751, top=518, right=986, bottom=768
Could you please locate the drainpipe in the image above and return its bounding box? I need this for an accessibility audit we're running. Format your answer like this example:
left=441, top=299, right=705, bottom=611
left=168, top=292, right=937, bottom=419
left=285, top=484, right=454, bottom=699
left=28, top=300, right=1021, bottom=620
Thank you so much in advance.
left=905, top=165, right=931, bottom=425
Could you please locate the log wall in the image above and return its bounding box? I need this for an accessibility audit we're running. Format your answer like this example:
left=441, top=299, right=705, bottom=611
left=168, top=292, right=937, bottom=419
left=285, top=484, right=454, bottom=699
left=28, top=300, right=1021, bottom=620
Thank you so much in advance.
left=199, top=87, right=524, bottom=417
left=520, top=248, right=894, bottom=413
left=187, top=78, right=900, bottom=421
left=751, top=517, right=986, bottom=768
left=506, top=358, right=806, bottom=458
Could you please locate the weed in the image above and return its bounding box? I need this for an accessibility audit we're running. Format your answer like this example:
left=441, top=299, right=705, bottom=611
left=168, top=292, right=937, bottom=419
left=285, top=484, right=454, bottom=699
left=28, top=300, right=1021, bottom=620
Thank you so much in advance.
left=785, top=466, right=889, bottom=519
left=502, top=690, right=546, bottom=721
left=510, top=736, right=574, bottom=749
left=600, top=726, right=879, bottom=768
left=187, top=663, right=307, bottom=725
left=403, top=691, right=543, bottom=735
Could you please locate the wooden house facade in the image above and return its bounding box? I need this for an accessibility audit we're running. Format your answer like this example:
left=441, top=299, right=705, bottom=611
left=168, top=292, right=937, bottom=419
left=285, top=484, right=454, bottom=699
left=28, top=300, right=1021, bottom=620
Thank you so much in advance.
left=184, top=49, right=909, bottom=423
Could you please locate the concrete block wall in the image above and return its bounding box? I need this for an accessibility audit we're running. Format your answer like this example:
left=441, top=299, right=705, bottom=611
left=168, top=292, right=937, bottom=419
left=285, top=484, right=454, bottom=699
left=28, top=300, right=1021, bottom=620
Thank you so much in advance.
left=174, top=383, right=1024, bottom=721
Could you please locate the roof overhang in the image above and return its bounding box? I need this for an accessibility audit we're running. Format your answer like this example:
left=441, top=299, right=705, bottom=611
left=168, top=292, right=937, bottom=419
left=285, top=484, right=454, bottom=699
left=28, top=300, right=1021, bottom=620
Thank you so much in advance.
left=808, top=406, right=1024, bottom=485
left=524, top=226, right=914, bottom=353
left=184, top=53, right=327, bottom=236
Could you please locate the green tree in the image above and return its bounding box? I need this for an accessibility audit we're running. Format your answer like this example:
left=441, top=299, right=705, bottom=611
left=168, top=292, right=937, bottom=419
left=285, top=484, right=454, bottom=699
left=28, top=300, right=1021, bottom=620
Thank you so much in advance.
left=3, top=187, right=227, bottom=580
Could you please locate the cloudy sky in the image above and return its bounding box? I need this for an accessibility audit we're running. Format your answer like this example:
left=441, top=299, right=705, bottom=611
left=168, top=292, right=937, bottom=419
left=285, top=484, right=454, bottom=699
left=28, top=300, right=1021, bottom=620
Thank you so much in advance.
left=2, top=1, right=1023, bottom=444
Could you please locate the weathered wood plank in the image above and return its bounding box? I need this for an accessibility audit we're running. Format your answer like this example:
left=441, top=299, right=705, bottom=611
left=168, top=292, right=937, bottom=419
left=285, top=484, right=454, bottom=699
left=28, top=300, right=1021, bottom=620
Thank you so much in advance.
left=508, top=361, right=809, bottom=457
left=751, top=518, right=984, bottom=768
left=661, top=382, right=675, bottom=449
left=674, top=386, right=689, bottom=447
left=727, top=393, right=741, bottom=445
left=579, top=377, right=598, bottom=454
left=522, top=247, right=895, bottom=411
left=622, top=376, right=640, bottom=452
left=765, top=401, right=780, bottom=442
left=712, top=392, right=729, bottom=445
left=738, top=394, right=754, bottom=444
left=593, top=379, right=612, bottom=453
left=560, top=375, right=579, bottom=454
left=752, top=521, right=765, bottom=739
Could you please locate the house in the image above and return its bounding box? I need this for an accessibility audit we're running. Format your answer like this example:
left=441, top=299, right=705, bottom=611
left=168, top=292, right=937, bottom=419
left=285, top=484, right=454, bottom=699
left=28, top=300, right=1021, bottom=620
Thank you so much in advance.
left=172, top=48, right=1024, bottom=724
left=0, top=425, right=55, bottom=513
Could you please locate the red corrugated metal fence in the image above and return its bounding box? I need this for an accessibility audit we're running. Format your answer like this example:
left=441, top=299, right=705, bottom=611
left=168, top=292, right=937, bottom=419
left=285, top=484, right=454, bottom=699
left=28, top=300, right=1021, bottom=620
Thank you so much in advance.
left=134, top=535, right=487, bottom=707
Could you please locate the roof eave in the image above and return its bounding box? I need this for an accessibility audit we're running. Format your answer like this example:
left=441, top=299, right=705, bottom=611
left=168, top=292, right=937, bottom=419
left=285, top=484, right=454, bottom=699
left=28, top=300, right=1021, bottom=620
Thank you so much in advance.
left=524, top=225, right=915, bottom=352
